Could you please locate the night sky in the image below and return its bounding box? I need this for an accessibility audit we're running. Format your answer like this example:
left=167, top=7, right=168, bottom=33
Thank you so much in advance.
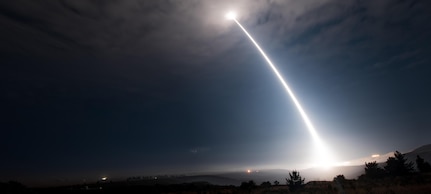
left=1, top=0, right=431, bottom=186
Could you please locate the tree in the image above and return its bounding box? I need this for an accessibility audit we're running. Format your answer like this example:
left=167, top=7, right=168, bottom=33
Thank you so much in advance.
left=286, top=170, right=305, bottom=192
left=333, top=175, right=346, bottom=190
left=333, top=174, right=346, bottom=182
left=240, top=180, right=256, bottom=190
left=416, top=155, right=431, bottom=173
left=384, top=151, right=414, bottom=176
left=260, top=181, right=271, bottom=188
left=364, top=161, right=385, bottom=179
left=273, top=180, right=279, bottom=186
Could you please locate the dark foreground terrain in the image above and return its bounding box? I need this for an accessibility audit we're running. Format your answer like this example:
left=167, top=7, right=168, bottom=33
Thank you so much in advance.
left=2, top=173, right=431, bottom=194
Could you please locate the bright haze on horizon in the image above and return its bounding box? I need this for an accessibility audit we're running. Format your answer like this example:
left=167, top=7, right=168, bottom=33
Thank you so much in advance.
left=1, top=0, right=431, bottom=186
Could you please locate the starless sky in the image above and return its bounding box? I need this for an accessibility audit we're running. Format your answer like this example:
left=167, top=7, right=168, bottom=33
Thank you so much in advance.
left=1, top=0, right=431, bottom=186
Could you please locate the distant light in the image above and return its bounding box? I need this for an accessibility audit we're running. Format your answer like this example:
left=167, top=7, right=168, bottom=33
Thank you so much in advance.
left=247, top=169, right=251, bottom=173
left=372, top=154, right=380, bottom=158
left=225, top=11, right=236, bottom=20
left=101, top=177, right=107, bottom=181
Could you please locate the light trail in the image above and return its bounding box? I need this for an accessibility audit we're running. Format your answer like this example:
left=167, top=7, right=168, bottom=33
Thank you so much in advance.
left=232, top=18, right=320, bottom=142
left=227, top=12, right=335, bottom=167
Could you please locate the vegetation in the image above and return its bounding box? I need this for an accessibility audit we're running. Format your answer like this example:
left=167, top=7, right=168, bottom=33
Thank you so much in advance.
left=260, top=181, right=271, bottom=188
left=2, top=150, right=431, bottom=193
left=417, top=155, right=431, bottom=173
left=240, top=180, right=256, bottom=190
left=333, top=174, right=346, bottom=183
left=286, top=170, right=305, bottom=192
left=362, top=150, right=420, bottom=180
left=364, top=161, right=385, bottom=179
left=384, top=151, right=414, bottom=176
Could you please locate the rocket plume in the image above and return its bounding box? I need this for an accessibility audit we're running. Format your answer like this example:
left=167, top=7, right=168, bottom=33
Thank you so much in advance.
left=228, top=14, right=335, bottom=167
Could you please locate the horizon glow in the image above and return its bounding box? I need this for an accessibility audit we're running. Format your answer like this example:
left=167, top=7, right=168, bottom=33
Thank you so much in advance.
left=228, top=14, right=336, bottom=168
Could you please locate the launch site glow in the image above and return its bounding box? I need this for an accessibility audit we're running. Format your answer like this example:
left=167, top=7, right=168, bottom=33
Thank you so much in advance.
left=226, top=12, right=336, bottom=168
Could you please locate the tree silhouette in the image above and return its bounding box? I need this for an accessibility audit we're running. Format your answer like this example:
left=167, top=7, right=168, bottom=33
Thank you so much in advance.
left=333, top=175, right=346, bottom=191
left=240, top=180, right=256, bottom=190
left=286, top=170, right=305, bottom=192
left=273, top=180, right=279, bottom=186
left=260, top=181, right=271, bottom=188
left=384, top=151, right=414, bottom=176
left=364, top=161, right=385, bottom=179
left=416, top=155, right=431, bottom=173
left=333, top=174, right=346, bottom=182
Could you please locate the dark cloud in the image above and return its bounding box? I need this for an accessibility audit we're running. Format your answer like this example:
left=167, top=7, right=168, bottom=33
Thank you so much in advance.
left=1, top=0, right=430, bottom=61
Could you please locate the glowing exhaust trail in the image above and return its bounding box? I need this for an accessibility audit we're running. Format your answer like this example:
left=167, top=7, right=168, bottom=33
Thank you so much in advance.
left=226, top=12, right=334, bottom=167
left=230, top=16, right=319, bottom=142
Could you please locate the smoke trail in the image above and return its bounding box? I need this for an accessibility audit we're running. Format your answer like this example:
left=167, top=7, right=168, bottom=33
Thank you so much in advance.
left=232, top=18, right=334, bottom=167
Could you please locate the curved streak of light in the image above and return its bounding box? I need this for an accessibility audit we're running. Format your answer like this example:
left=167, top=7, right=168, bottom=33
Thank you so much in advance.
left=233, top=19, right=320, bottom=141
